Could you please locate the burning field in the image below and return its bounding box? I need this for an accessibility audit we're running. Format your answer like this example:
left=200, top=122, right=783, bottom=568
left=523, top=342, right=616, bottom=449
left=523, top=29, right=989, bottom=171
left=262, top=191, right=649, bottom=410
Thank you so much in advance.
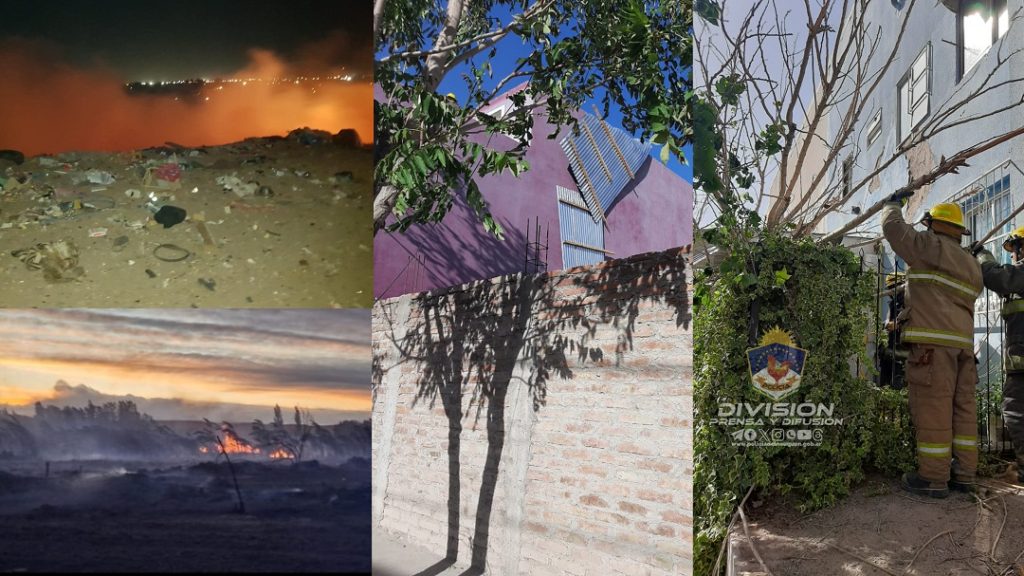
left=0, top=402, right=371, bottom=572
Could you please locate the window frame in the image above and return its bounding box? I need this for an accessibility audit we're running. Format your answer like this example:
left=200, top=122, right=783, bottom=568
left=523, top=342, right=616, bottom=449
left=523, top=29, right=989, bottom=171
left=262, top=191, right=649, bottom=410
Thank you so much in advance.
left=956, top=0, right=1009, bottom=82
left=897, top=43, right=931, bottom=145
left=866, top=109, right=882, bottom=146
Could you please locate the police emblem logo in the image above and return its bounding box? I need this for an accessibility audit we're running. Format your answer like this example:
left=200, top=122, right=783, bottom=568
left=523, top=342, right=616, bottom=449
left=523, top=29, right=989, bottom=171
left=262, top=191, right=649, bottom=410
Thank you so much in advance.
left=746, top=326, right=808, bottom=400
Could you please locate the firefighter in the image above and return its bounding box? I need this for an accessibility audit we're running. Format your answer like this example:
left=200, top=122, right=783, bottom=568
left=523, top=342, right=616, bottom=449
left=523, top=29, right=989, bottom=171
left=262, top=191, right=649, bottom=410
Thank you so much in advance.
left=973, top=226, right=1024, bottom=485
left=882, top=198, right=983, bottom=498
left=879, top=272, right=907, bottom=389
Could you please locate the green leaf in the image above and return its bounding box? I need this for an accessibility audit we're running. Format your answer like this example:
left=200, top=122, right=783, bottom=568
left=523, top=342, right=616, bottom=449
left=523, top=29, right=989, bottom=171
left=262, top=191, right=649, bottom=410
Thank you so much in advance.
left=715, top=74, right=746, bottom=107
left=695, top=0, right=721, bottom=25
left=774, top=267, right=792, bottom=286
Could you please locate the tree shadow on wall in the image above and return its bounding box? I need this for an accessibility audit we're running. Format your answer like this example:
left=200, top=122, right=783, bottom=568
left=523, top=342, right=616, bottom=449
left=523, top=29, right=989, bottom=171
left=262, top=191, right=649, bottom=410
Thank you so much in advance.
left=373, top=248, right=690, bottom=575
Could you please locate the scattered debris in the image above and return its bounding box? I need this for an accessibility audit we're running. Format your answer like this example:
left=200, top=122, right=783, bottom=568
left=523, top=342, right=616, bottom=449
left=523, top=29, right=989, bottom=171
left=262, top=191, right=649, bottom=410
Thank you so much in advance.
left=0, top=134, right=372, bottom=306
left=215, top=174, right=259, bottom=198
left=10, top=240, right=84, bottom=283
left=153, top=163, right=182, bottom=182
left=288, top=127, right=333, bottom=146
left=197, top=278, right=216, bottom=291
left=83, top=170, right=115, bottom=185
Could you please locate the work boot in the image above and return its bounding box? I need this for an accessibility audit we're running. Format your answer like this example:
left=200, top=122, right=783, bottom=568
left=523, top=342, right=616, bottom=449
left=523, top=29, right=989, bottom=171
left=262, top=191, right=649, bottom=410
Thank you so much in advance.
left=949, top=475, right=976, bottom=493
left=901, top=472, right=949, bottom=499
left=950, top=459, right=976, bottom=492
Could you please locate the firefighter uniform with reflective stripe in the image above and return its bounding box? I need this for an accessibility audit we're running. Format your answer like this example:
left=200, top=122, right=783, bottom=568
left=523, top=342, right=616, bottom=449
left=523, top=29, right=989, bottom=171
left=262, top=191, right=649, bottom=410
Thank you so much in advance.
left=976, top=247, right=1024, bottom=477
left=882, top=202, right=982, bottom=485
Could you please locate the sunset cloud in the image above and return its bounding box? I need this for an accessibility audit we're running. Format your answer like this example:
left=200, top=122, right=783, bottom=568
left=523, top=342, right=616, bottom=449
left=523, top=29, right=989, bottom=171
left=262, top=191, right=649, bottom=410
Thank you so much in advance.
left=0, top=309, right=370, bottom=421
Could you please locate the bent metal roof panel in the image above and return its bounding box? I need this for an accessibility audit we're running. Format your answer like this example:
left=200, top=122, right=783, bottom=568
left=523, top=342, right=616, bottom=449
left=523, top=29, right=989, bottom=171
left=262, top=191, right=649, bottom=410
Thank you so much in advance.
left=559, top=112, right=653, bottom=222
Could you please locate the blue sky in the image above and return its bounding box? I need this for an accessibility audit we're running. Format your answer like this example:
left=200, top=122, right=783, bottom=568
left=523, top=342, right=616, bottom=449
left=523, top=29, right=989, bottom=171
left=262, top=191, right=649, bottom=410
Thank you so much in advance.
left=431, top=7, right=692, bottom=182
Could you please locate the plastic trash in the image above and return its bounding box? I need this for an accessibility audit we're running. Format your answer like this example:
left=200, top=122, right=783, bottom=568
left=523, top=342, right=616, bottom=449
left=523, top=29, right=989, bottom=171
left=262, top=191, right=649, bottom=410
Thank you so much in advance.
left=153, top=163, right=182, bottom=182
left=85, top=170, right=115, bottom=185
left=154, top=205, right=187, bottom=228
left=10, top=239, right=84, bottom=283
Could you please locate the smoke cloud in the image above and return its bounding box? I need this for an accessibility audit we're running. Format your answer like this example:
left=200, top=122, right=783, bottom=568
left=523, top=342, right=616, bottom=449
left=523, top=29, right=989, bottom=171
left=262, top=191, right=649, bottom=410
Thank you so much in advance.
left=0, top=33, right=371, bottom=157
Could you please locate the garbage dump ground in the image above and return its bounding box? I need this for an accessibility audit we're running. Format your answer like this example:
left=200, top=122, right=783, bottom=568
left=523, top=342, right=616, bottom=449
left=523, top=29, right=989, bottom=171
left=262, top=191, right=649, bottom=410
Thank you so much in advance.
left=0, top=128, right=371, bottom=307
left=731, top=471, right=1024, bottom=575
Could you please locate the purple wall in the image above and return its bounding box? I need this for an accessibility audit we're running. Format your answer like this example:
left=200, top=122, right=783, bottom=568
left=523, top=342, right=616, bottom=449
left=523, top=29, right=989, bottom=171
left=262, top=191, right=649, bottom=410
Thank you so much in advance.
left=374, top=108, right=692, bottom=299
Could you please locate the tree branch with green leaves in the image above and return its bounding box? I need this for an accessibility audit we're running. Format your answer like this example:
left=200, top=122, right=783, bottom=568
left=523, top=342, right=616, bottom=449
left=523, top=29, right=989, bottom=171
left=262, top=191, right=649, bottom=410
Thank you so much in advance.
left=375, top=0, right=692, bottom=236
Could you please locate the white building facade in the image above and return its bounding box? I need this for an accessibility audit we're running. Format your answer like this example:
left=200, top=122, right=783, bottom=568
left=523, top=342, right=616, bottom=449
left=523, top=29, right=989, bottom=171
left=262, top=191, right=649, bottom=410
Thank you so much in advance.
left=812, top=0, right=1023, bottom=449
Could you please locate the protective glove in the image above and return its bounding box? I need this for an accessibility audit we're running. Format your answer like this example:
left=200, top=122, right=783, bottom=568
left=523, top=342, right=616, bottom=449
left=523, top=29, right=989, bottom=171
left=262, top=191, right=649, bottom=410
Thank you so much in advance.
left=974, top=246, right=996, bottom=265
left=887, top=190, right=912, bottom=206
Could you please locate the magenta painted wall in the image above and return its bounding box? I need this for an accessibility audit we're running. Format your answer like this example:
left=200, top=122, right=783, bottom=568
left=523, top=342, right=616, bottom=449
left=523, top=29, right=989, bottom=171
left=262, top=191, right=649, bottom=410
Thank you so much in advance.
left=373, top=110, right=692, bottom=299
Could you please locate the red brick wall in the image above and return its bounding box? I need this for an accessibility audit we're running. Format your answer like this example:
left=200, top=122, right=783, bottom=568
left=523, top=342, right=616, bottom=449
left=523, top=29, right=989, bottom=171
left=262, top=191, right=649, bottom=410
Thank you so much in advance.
left=372, top=247, right=692, bottom=575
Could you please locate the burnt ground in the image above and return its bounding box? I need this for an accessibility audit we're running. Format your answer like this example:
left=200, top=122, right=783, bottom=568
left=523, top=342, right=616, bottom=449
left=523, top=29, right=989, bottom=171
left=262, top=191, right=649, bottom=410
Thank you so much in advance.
left=0, top=134, right=371, bottom=308
left=0, top=458, right=370, bottom=572
left=733, top=469, right=1024, bottom=576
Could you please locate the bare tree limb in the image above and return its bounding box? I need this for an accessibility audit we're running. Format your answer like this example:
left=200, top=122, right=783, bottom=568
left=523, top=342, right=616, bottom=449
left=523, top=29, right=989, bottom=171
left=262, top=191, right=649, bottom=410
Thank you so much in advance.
left=822, top=125, right=1024, bottom=243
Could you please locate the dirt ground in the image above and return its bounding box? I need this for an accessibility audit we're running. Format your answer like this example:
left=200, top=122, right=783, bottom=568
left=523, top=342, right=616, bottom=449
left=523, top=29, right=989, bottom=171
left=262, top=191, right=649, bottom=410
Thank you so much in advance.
left=372, top=529, right=478, bottom=576
left=0, top=457, right=370, bottom=572
left=0, top=134, right=371, bottom=308
left=735, top=469, right=1024, bottom=576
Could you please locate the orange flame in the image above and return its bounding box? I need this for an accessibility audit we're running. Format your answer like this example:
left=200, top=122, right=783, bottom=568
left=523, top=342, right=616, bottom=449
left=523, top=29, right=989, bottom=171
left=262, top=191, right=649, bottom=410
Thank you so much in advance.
left=198, top=428, right=261, bottom=455
left=268, top=448, right=294, bottom=459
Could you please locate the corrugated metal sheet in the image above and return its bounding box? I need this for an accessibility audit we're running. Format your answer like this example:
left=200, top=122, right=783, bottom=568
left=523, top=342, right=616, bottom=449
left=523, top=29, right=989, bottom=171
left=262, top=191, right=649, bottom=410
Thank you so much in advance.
left=557, top=186, right=605, bottom=268
left=560, top=112, right=653, bottom=222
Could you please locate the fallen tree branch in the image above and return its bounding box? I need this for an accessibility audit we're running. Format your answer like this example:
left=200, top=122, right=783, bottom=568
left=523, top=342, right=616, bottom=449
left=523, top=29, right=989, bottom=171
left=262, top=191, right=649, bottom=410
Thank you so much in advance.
left=827, top=542, right=900, bottom=576
left=823, top=125, right=1024, bottom=243
left=903, top=530, right=952, bottom=574
left=738, top=502, right=773, bottom=575
left=713, top=485, right=756, bottom=576
left=991, top=496, right=1007, bottom=561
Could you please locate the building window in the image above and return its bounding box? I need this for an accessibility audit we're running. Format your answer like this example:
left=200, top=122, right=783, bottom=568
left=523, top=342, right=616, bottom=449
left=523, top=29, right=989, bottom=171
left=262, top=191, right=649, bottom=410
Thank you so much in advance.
left=841, top=156, right=854, bottom=197
left=897, top=45, right=930, bottom=143
left=960, top=171, right=1014, bottom=262
left=866, top=110, right=882, bottom=146
left=958, top=0, right=1009, bottom=81
left=557, top=186, right=606, bottom=269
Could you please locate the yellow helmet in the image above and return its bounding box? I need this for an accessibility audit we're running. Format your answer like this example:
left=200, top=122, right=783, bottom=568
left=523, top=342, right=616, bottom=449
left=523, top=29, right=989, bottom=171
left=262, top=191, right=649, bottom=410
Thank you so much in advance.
left=885, top=272, right=905, bottom=287
left=1003, top=226, right=1024, bottom=252
left=924, top=203, right=970, bottom=235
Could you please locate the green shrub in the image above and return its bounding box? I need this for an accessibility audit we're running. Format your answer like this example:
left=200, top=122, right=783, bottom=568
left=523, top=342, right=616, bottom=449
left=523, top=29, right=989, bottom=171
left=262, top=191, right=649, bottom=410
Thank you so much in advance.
left=693, top=231, right=905, bottom=574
